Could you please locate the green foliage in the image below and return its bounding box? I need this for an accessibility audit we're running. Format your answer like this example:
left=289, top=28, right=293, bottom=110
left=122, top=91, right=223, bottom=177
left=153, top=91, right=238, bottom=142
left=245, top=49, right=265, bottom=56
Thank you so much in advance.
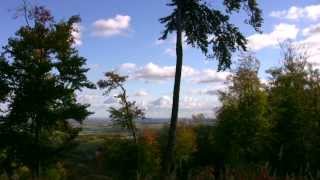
left=102, top=137, right=160, bottom=180
left=1, top=1, right=320, bottom=179
left=138, top=130, right=161, bottom=179
left=103, top=138, right=138, bottom=179
left=207, top=43, right=320, bottom=177
left=213, top=54, right=269, bottom=167
left=266, top=44, right=320, bottom=175
left=158, top=123, right=197, bottom=178
left=160, top=0, right=263, bottom=70
left=193, top=125, right=216, bottom=167
left=0, top=5, right=93, bottom=178
left=0, top=57, right=10, bottom=103
left=59, top=135, right=110, bottom=179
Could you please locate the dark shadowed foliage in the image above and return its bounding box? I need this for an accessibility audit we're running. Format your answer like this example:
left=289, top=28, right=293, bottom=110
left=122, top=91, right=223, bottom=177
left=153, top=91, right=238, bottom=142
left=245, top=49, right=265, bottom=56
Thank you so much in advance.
left=214, top=54, right=269, bottom=168
left=266, top=43, right=320, bottom=175
left=0, top=5, right=94, bottom=179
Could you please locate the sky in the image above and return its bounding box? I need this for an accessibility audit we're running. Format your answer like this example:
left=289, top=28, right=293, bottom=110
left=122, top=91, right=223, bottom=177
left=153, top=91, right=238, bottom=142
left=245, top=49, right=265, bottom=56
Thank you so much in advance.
left=1, top=0, right=320, bottom=118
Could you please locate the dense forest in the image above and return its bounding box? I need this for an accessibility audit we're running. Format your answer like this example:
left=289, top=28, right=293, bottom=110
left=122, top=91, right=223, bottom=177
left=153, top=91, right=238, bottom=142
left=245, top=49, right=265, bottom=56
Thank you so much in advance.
left=1, top=0, right=320, bottom=180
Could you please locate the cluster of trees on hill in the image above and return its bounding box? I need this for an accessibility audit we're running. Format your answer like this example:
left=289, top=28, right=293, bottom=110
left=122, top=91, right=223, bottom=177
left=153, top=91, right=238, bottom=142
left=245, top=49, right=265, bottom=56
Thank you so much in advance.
left=54, top=45, right=320, bottom=180
left=211, top=45, right=320, bottom=177
left=100, top=45, right=320, bottom=179
left=1, top=0, right=320, bottom=179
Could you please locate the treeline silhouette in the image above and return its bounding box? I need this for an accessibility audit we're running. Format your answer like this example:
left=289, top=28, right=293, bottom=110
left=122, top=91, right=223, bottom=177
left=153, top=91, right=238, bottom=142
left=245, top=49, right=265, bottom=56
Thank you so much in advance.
left=1, top=1, right=320, bottom=180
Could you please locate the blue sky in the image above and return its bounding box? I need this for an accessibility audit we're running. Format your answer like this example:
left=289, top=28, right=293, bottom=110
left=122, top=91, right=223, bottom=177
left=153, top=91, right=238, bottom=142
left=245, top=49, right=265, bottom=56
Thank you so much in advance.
left=1, top=0, right=320, bottom=118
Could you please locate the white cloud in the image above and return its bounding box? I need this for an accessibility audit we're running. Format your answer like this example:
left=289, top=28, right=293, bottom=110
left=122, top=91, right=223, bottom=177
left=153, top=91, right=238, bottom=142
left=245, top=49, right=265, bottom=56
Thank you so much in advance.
left=117, top=62, right=231, bottom=84
left=77, top=64, right=230, bottom=118
left=134, top=90, right=149, bottom=97
left=270, top=4, right=320, bottom=21
left=77, top=93, right=101, bottom=105
left=92, top=15, right=131, bottom=37
left=149, top=96, right=172, bottom=108
left=180, top=97, right=210, bottom=109
left=134, top=63, right=176, bottom=80
left=71, top=23, right=82, bottom=46
left=154, top=39, right=165, bottom=45
left=118, top=63, right=137, bottom=71
left=193, top=69, right=230, bottom=84
left=77, top=90, right=107, bottom=113
left=203, top=90, right=218, bottom=96
left=270, top=6, right=304, bottom=20
left=155, top=33, right=189, bottom=56
left=155, top=33, right=187, bottom=46
left=164, top=48, right=176, bottom=57
left=195, top=89, right=223, bottom=96
left=88, top=64, right=101, bottom=70
left=148, top=95, right=216, bottom=111
left=260, top=78, right=270, bottom=86
left=247, top=23, right=299, bottom=51
left=104, top=97, right=117, bottom=104
left=132, top=62, right=197, bottom=81
left=299, top=24, right=320, bottom=68
left=302, top=23, right=320, bottom=36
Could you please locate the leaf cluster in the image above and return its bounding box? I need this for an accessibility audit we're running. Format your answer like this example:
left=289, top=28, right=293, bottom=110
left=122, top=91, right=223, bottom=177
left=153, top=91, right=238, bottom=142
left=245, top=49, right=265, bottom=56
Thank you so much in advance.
left=160, top=0, right=263, bottom=70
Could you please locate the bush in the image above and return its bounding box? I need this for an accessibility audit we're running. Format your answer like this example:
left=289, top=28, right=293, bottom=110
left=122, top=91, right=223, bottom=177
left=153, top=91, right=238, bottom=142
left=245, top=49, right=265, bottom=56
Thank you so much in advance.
left=158, top=123, right=197, bottom=179
left=102, top=136, right=160, bottom=180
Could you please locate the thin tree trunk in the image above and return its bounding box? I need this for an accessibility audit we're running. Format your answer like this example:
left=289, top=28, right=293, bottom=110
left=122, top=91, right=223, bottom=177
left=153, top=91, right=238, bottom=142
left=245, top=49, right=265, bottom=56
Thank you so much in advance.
left=130, top=120, right=138, bottom=144
left=121, top=86, right=138, bottom=143
left=163, top=0, right=183, bottom=178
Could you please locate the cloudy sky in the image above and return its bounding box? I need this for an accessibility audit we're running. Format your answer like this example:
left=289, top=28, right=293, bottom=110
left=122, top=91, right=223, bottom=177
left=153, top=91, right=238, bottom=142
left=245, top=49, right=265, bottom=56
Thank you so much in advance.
left=1, top=0, right=320, bottom=118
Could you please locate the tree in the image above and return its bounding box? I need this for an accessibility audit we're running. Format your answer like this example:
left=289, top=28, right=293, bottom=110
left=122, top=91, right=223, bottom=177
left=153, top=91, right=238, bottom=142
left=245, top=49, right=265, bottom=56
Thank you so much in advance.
left=191, top=113, right=206, bottom=124
left=305, top=64, right=320, bottom=171
left=159, top=0, right=263, bottom=176
left=266, top=44, right=318, bottom=175
left=98, top=71, right=145, bottom=143
left=0, top=57, right=13, bottom=179
left=0, top=6, right=93, bottom=179
left=214, top=54, right=269, bottom=167
left=0, top=57, right=10, bottom=103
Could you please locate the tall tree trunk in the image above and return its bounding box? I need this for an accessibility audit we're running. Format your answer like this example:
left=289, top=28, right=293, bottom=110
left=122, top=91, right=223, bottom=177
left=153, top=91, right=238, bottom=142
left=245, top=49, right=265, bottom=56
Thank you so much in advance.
left=163, top=0, right=183, bottom=178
